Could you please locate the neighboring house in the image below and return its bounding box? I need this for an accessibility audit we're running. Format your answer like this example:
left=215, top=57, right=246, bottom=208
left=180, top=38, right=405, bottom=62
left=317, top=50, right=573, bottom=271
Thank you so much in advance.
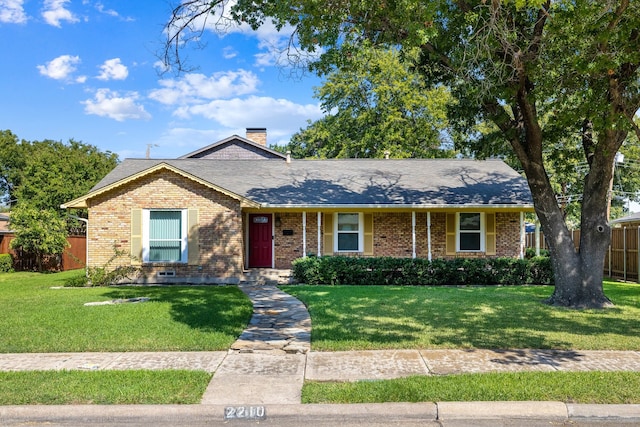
left=610, top=212, right=640, bottom=228
left=0, top=213, right=11, bottom=254
left=62, top=129, right=534, bottom=283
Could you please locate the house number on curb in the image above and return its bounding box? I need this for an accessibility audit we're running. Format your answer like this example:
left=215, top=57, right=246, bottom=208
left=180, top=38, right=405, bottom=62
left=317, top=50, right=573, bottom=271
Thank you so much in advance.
left=224, top=406, right=266, bottom=420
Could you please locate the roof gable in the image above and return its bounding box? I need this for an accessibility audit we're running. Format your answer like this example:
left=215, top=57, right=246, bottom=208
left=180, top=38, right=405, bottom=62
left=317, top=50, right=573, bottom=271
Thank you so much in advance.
left=62, top=162, right=259, bottom=209
left=178, top=135, right=286, bottom=160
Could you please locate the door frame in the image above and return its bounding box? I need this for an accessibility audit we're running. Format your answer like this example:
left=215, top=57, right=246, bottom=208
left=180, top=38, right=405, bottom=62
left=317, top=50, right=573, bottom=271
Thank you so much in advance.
left=246, top=213, right=274, bottom=268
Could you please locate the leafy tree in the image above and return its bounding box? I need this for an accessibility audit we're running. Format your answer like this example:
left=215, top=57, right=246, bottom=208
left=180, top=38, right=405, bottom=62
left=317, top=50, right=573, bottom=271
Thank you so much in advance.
left=9, top=205, right=69, bottom=272
left=0, top=130, right=28, bottom=205
left=0, top=132, right=118, bottom=212
left=165, top=1, right=640, bottom=308
left=287, top=45, right=454, bottom=159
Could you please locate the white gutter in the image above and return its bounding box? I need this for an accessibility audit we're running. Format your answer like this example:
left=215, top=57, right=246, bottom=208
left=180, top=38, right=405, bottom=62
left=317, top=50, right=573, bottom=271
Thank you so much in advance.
left=256, top=203, right=535, bottom=210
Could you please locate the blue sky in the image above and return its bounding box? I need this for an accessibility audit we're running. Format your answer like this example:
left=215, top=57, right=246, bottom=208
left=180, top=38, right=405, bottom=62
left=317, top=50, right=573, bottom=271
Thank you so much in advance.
left=0, top=0, right=324, bottom=159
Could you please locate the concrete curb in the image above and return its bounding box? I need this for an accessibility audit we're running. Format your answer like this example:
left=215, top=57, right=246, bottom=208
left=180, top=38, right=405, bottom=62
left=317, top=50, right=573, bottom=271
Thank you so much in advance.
left=436, top=401, right=567, bottom=420
left=567, top=403, right=640, bottom=419
left=2, top=402, right=640, bottom=423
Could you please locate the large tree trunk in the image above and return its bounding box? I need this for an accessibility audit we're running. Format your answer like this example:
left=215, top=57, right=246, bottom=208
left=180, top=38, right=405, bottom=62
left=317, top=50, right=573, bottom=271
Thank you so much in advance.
left=506, top=79, right=617, bottom=308
left=520, top=124, right=626, bottom=308
left=523, top=157, right=613, bottom=309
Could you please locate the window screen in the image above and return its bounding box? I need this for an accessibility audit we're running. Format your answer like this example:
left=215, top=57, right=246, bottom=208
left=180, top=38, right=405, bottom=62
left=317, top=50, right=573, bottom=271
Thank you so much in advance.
left=337, top=213, right=360, bottom=251
left=459, top=213, right=482, bottom=251
left=149, top=211, right=183, bottom=262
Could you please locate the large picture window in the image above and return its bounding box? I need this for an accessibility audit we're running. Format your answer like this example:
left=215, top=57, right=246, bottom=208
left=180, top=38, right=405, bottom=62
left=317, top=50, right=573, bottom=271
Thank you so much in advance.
left=336, top=213, right=362, bottom=252
left=143, top=210, right=187, bottom=263
left=458, top=213, right=484, bottom=251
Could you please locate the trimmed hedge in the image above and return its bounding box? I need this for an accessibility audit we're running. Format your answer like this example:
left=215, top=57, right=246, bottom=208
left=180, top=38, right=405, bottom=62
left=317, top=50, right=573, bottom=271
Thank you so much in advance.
left=0, top=254, right=13, bottom=273
left=291, top=255, right=553, bottom=286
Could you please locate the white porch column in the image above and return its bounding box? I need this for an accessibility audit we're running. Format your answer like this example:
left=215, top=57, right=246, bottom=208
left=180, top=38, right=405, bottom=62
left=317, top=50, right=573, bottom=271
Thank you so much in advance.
left=535, top=222, right=541, bottom=256
left=411, top=211, right=417, bottom=259
left=302, top=211, right=307, bottom=258
left=427, top=212, right=432, bottom=261
left=317, top=212, right=322, bottom=256
left=520, top=212, right=525, bottom=259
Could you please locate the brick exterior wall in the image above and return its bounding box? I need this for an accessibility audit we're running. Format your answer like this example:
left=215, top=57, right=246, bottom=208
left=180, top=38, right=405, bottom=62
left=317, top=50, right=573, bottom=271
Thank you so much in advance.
left=372, top=212, right=414, bottom=257
left=277, top=211, right=522, bottom=268
left=496, top=212, right=522, bottom=258
left=272, top=212, right=319, bottom=269
left=87, top=169, right=244, bottom=281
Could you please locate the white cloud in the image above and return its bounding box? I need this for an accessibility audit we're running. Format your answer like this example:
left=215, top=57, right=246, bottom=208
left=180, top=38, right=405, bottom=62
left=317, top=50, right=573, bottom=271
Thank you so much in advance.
left=149, top=70, right=259, bottom=105
left=82, top=88, right=151, bottom=121
left=97, top=58, right=128, bottom=81
left=0, top=0, right=27, bottom=24
left=42, top=0, right=78, bottom=27
left=37, top=54, right=82, bottom=81
left=175, top=95, right=322, bottom=129
left=94, top=2, right=133, bottom=21
left=222, top=46, right=237, bottom=59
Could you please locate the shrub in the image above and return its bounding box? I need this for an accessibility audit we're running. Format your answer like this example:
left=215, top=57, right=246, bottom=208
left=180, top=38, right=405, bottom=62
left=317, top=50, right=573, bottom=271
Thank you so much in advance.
left=526, top=256, right=554, bottom=285
left=525, top=247, right=550, bottom=259
left=64, top=273, right=89, bottom=287
left=0, top=254, right=13, bottom=273
left=64, top=245, right=141, bottom=287
left=291, top=255, right=554, bottom=286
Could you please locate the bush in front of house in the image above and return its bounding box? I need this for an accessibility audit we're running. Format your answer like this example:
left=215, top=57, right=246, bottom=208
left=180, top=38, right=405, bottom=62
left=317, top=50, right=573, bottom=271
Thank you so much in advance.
left=64, top=245, right=141, bottom=287
left=291, top=255, right=554, bottom=286
left=0, top=254, right=14, bottom=273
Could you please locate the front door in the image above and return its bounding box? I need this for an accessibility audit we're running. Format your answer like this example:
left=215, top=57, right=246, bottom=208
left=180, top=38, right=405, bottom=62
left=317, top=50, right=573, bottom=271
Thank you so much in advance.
left=249, top=214, right=272, bottom=268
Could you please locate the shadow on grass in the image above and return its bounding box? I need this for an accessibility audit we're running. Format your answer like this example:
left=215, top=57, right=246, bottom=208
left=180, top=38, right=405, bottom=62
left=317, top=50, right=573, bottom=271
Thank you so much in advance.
left=103, top=286, right=253, bottom=336
left=283, top=284, right=640, bottom=350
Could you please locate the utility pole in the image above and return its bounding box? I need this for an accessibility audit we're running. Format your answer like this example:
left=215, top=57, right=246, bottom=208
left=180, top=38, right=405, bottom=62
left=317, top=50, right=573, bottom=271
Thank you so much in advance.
left=146, top=144, right=159, bottom=159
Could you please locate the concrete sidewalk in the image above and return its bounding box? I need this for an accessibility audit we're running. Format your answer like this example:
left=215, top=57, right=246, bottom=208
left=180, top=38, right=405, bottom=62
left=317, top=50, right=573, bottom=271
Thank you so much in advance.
left=2, top=348, right=640, bottom=405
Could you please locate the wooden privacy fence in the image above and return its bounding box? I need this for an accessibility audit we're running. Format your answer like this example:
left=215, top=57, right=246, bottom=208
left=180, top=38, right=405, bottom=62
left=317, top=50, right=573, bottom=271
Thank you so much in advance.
left=0, top=233, right=86, bottom=271
left=525, top=227, right=640, bottom=282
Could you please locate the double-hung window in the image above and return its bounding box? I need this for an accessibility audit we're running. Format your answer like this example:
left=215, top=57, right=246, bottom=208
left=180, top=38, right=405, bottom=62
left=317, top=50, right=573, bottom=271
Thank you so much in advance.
left=143, top=210, right=187, bottom=263
left=336, top=213, right=362, bottom=252
left=458, top=212, right=484, bottom=252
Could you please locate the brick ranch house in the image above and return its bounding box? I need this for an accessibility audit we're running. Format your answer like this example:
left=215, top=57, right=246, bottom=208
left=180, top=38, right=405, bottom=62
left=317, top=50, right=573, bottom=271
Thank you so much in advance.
left=62, top=129, right=534, bottom=283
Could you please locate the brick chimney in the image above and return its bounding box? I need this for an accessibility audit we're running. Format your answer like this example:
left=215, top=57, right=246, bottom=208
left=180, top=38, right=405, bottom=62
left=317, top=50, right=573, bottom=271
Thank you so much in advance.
left=246, top=128, right=267, bottom=146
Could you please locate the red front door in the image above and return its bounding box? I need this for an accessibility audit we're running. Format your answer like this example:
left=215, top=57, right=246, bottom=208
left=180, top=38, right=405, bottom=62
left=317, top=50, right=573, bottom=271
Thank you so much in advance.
left=249, top=214, right=272, bottom=268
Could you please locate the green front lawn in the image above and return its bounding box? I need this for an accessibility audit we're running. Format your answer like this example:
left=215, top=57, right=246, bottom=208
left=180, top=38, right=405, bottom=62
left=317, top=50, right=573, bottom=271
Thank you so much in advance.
left=0, top=270, right=253, bottom=352
left=303, top=371, right=640, bottom=404
left=0, top=370, right=211, bottom=404
left=282, top=281, right=640, bottom=351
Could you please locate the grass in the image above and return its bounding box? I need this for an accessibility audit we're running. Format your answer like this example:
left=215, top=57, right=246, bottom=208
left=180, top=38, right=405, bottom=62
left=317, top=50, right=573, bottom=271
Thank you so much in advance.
left=3, top=271, right=640, bottom=406
left=0, top=270, right=253, bottom=352
left=302, top=371, right=640, bottom=404
left=281, top=281, right=640, bottom=351
left=0, top=370, right=211, bottom=404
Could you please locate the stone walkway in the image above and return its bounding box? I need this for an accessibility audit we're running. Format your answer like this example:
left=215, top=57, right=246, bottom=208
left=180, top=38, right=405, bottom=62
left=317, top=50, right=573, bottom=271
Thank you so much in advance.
left=202, top=282, right=311, bottom=404
left=230, top=283, right=311, bottom=354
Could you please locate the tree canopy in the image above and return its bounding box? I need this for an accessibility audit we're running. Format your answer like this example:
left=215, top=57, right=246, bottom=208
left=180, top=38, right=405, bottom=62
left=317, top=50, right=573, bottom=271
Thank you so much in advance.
left=9, top=205, right=69, bottom=272
left=165, top=0, right=640, bottom=308
left=286, top=45, right=454, bottom=159
left=0, top=130, right=119, bottom=212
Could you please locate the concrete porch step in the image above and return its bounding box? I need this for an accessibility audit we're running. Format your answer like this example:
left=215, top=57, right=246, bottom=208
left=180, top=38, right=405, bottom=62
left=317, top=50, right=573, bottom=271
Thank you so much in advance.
left=240, top=269, right=294, bottom=285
